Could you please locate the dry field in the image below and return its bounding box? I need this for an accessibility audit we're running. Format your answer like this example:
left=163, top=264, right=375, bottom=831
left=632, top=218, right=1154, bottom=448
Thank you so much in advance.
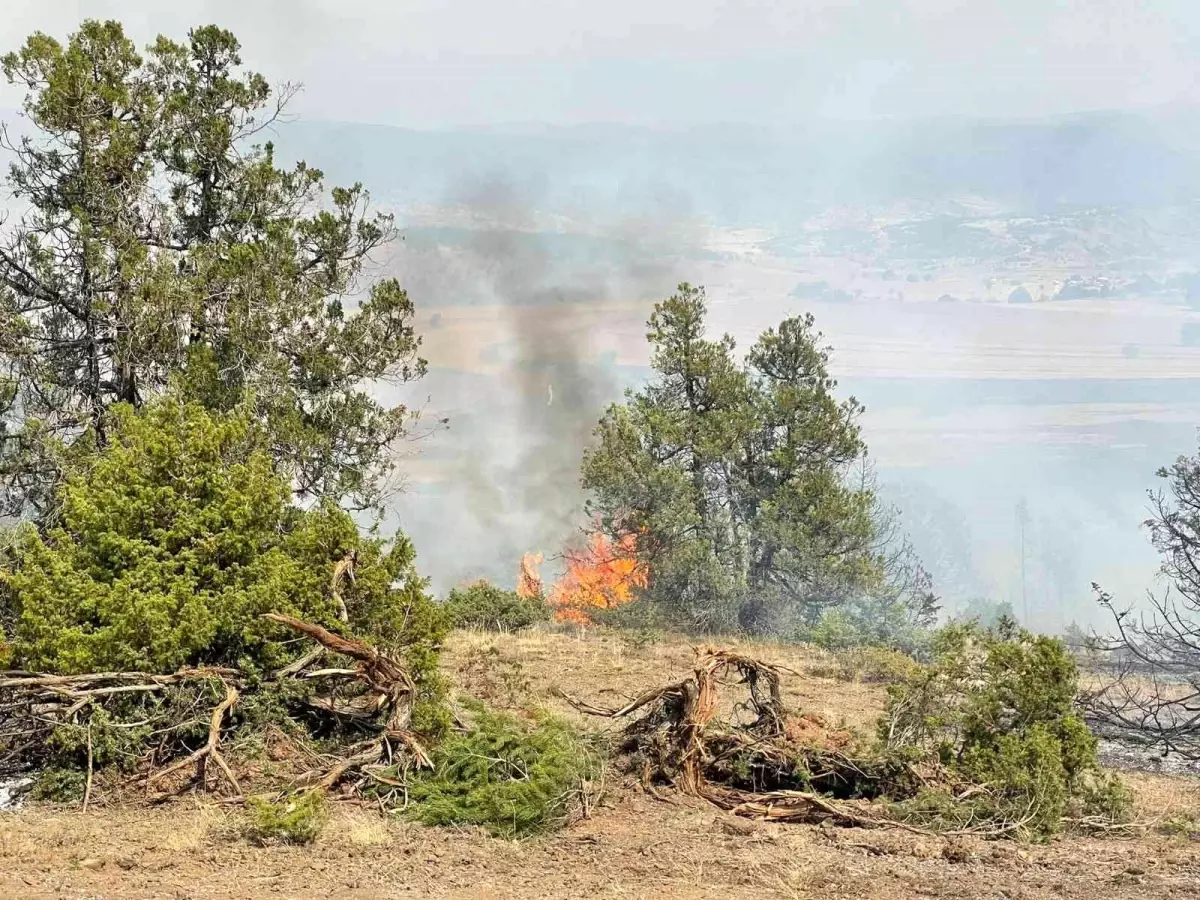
left=2, top=628, right=1200, bottom=900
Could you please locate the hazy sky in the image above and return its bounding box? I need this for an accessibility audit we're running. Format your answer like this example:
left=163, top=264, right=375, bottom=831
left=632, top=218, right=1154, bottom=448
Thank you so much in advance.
left=1, top=1, right=1198, bottom=128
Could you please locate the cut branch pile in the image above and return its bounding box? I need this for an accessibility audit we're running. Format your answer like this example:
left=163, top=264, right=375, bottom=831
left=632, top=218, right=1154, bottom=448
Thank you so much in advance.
left=0, top=667, right=239, bottom=789
left=0, top=613, right=428, bottom=807
left=264, top=612, right=432, bottom=772
left=562, top=646, right=930, bottom=832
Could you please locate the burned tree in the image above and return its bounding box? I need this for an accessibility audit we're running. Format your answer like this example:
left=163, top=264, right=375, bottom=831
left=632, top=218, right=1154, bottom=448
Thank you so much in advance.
left=1089, top=449, right=1200, bottom=759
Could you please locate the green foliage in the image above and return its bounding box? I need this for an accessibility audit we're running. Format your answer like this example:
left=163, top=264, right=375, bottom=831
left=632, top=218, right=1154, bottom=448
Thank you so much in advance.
left=2, top=397, right=446, bottom=680
left=47, top=705, right=156, bottom=773
left=401, top=704, right=599, bottom=839
left=881, top=622, right=1131, bottom=838
left=581, top=283, right=887, bottom=634
left=954, top=598, right=1018, bottom=629
left=816, top=646, right=922, bottom=684
left=444, top=581, right=547, bottom=632
left=242, top=791, right=328, bottom=846
left=1158, top=811, right=1200, bottom=839
left=30, top=767, right=87, bottom=803
left=0, top=21, right=425, bottom=517
left=795, top=550, right=938, bottom=658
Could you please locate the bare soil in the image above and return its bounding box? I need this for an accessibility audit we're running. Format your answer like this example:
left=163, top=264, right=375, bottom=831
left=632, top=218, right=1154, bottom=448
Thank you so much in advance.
left=3, top=627, right=1199, bottom=900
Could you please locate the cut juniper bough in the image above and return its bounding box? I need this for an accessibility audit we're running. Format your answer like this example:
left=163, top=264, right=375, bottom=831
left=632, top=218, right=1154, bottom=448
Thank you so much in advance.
left=0, top=614, right=432, bottom=807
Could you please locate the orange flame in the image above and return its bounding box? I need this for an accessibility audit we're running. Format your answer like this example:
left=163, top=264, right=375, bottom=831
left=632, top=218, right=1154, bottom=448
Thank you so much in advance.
left=547, top=533, right=647, bottom=624
left=517, top=552, right=544, bottom=599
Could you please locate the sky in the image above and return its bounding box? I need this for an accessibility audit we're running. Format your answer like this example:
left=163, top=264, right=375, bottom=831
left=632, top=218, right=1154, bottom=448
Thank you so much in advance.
left=0, top=1, right=1198, bottom=128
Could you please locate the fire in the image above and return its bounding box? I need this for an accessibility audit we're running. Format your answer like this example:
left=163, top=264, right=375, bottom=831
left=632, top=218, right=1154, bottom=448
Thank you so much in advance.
left=517, top=552, right=544, bottom=599
left=546, top=532, right=647, bottom=624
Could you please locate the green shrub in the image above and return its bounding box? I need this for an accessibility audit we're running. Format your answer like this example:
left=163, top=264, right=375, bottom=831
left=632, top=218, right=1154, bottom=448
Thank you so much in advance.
left=30, top=767, right=87, bottom=803
left=399, top=704, right=599, bottom=839
left=880, top=621, right=1131, bottom=839
left=2, top=397, right=446, bottom=686
left=797, top=592, right=934, bottom=660
left=825, top=646, right=922, bottom=684
left=954, top=598, right=1018, bottom=629
left=242, top=791, right=328, bottom=845
left=803, top=608, right=861, bottom=651
left=444, top=580, right=547, bottom=632
left=1158, top=811, right=1200, bottom=839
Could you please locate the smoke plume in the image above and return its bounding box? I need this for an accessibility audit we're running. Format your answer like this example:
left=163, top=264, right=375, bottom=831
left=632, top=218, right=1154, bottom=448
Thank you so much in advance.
left=383, top=174, right=699, bottom=593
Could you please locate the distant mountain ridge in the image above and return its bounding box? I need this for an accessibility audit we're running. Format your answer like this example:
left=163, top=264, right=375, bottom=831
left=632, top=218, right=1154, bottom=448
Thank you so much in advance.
left=271, top=110, right=1200, bottom=223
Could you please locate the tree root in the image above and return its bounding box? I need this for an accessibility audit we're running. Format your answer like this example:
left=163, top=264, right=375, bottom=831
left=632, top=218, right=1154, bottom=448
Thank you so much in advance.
left=566, top=646, right=931, bottom=834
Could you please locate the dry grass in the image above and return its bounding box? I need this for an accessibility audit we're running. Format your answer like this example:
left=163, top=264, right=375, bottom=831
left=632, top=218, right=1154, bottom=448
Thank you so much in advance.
left=444, top=626, right=886, bottom=735
left=161, top=801, right=228, bottom=852
left=2, top=626, right=1198, bottom=899
left=325, top=808, right=396, bottom=849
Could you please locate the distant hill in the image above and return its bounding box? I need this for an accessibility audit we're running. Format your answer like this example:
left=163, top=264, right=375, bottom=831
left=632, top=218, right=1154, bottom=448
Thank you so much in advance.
left=270, top=111, right=1200, bottom=224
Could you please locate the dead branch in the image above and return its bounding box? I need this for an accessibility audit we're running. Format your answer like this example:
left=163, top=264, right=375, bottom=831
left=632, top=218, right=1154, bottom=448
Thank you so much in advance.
left=557, top=682, right=688, bottom=719
left=145, top=683, right=241, bottom=796
left=1, top=619, right=432, bottom=803
left=704, top=785, right=934, bottom=835
left=330, top=549, right=357, bottom=623
left=82, top=724, right=93, bottom=812
left=273, top=647, right=325, bottom=679
left=0, top=667, right=239, bottom=691
left=262, top=612, right=430, bottom=783
left=566, top=646, right=949, bottom=835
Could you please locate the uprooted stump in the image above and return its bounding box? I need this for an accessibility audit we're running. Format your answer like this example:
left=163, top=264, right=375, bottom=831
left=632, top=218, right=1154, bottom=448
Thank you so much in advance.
left=561, top=646, right=929, bottom=832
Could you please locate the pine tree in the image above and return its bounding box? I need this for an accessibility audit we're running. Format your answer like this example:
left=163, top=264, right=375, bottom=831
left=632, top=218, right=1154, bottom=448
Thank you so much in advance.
left=0, top=21, right=424, bottom=517
left=581, top=283, right=879, bottom=633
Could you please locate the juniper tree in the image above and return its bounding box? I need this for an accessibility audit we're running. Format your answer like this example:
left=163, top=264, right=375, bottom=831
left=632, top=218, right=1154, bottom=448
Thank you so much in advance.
left=581, top=283, right=884, bottom=633
left=0, top=21, right=424, bottom=518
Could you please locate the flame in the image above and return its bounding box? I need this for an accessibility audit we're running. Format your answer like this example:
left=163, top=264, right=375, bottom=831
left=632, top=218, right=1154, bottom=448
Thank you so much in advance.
left=547, top=532, right=647, bottom=624
left=517, top=552, right=544, bottom=599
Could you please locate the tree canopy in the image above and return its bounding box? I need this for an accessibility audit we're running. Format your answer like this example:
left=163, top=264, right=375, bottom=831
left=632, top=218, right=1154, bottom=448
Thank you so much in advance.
left=0, top=21, right=424, bottom=517
left=581, top=283, right=893, bottom=634
left=1, top=396, right=444, bottom=677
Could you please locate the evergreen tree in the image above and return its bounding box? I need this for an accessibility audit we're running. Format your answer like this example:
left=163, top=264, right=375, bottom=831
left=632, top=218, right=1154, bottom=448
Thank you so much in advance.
left=0, top=21, right=424, bottom=517
left=582, top=283, right=880, bottom=633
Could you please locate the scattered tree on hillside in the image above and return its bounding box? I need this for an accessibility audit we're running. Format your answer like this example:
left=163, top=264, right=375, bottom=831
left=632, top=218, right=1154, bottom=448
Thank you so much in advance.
left=581, top=283, right=930, bottom=634
left=0, top=21, right=424, bottom=517
left=1089, top=445, right=1200, bottom=758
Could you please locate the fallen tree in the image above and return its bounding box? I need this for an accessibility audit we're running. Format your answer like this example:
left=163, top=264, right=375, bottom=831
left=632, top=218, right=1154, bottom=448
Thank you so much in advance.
left=0, top=613, right=433, bottom=807
left=561, top=646, right=930, bottom=831
left=563, top=629, right=1134, bottom=840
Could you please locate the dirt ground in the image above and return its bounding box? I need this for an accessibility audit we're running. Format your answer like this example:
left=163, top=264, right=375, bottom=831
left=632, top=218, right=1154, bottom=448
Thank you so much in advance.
left=3, top=627, right=1200, bottom=900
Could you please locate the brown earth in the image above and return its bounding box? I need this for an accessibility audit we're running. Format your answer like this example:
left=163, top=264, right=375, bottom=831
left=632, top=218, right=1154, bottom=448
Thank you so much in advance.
left=3, top=627, right=1199, bottom=900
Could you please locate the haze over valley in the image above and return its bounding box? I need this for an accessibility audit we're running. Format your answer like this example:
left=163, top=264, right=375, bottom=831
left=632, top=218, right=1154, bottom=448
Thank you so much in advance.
left=227, top=113, right=1200, bottom=629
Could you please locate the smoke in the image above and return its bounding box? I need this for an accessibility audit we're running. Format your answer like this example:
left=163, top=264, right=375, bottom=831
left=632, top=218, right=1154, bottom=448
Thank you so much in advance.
left=383, top=174, right=699, bottom=594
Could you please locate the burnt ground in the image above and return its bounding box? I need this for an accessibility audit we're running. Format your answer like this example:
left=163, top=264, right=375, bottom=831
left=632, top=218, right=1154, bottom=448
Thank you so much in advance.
left=3, top=627, right=1200, bottom=899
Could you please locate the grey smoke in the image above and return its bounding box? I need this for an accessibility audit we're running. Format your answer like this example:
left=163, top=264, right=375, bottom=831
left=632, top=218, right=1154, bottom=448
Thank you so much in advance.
left=383, top=175, right=694, bottom=593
